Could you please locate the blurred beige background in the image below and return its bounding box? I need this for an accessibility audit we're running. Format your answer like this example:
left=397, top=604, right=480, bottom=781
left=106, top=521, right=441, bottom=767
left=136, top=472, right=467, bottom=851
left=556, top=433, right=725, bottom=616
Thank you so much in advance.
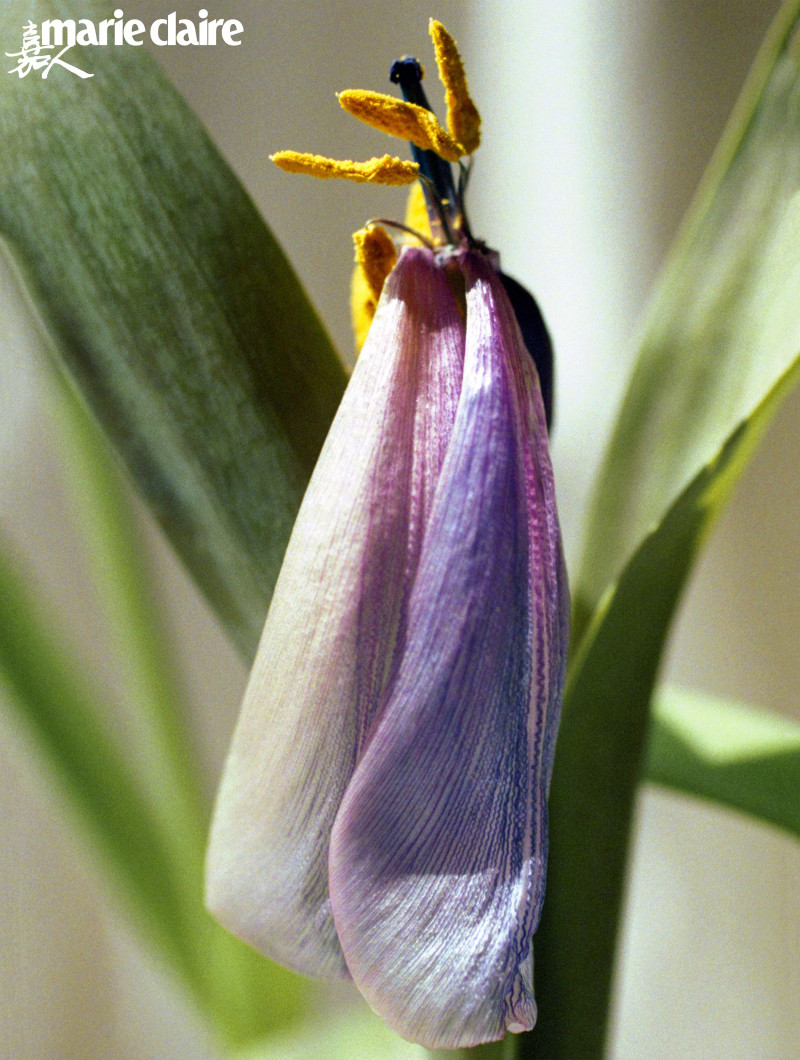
left=1, top=1, right=799, bottom=1057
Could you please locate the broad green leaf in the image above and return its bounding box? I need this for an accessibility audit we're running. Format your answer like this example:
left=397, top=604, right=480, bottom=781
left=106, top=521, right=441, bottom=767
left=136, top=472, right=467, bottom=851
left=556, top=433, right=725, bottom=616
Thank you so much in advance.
left=0, top=0, right=347, bottom=658
left=575, top=0, right=800, bottom=643
left=523, top=2, right=800, bottom=1056
left=646, top=685, right=800, bottom=841
left=528, top=361, right=800, bottom=1060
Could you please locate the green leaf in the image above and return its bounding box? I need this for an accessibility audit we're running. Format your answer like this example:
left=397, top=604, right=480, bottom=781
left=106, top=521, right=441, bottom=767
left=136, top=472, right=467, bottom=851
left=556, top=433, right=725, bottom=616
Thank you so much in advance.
left=0, top=4, right=327, bottom=1041
left=0, top=0, right=347, bottom=658
left=0, top=540, right=195, bottom=973
left=0, top=533, right=308, bottom=1045
left=646, top=685, right=800, bottom=841
left=523, top=1, right=800, bottom=1056
left=528, top=367, right=800, bottom=1060
left=230, top=1008, right=428, bottom=1060
left=528, top=363, right=800, bottom=1060
left=575, top=0, right=800, bottom=643
left=50, top=368, right=208, bottom=868
left=430, top=1039, right=516, bottom=1060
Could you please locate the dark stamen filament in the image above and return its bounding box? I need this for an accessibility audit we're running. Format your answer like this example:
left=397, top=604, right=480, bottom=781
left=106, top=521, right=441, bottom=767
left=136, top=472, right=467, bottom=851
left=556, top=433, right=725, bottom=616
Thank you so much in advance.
left=390, top=56, right=461, bottom=241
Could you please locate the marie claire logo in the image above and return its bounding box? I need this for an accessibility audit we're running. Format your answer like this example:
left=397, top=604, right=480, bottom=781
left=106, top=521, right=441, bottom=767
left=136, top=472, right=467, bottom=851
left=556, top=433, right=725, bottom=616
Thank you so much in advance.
left=6, top=9, right=244, bottom=80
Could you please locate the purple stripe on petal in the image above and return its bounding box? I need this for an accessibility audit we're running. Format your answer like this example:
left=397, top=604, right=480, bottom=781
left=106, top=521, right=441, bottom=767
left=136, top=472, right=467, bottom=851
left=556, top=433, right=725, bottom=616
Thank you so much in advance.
left=205, top=247, right=465, bottom=977
left=329, top=250, right=568, bottom=1048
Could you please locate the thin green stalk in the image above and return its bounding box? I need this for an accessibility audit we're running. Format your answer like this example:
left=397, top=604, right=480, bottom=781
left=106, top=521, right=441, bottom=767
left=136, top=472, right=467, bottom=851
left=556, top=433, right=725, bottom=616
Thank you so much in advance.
left=44, top=372, right=310, bottom=1044
left=0, top=544, right=198, bottom=976
left=50, top=368, right=208, bottom=874
left=0, top=531, right=306, bottom=1047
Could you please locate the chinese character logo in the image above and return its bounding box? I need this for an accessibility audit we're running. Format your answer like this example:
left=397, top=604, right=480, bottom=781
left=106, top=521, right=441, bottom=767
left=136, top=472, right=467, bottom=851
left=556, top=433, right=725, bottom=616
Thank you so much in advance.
left=6, top=21, right=92, bottom=79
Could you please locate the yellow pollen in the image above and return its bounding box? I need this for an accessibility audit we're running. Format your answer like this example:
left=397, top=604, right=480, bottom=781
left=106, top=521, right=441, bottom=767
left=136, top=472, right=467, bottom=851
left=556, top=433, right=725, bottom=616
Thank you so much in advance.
left=429, top=19, right=481, bottom=154
left=403, top=181, right=433, bottom=245
left=338, top=90, right=464, bottom=162
left=271, top=150, right=418, bottom=185
left=350, top=265, right=376, bottom=354
left=350, top=224, right=398, bottom=354
left=353, top=224, right=397, bottom=301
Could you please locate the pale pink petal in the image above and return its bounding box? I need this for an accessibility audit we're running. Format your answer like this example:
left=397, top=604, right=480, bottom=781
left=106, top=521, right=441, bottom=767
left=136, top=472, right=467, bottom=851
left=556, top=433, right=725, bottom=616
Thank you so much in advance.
left=205, top=247, right=465, bottom=976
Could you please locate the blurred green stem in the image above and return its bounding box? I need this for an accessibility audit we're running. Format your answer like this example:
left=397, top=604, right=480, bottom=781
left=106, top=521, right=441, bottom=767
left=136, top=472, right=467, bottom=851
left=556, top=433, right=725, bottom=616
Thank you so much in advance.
left=45, top=370, right=309, bottom=1045
left=51, top=369, right=208, bottom=870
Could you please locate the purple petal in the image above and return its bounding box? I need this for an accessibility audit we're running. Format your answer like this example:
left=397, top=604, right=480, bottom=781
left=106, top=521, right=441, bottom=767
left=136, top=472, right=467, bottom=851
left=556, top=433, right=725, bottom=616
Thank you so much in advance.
left=205, top=247, right=465, bottom=977
left=328, top=250, right=569, bottom=1048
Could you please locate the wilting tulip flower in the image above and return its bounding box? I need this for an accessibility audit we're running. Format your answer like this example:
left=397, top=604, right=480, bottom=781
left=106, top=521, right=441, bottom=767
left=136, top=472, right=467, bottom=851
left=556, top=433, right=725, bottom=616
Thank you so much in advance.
left=206, top=20, right=569, bottom=1051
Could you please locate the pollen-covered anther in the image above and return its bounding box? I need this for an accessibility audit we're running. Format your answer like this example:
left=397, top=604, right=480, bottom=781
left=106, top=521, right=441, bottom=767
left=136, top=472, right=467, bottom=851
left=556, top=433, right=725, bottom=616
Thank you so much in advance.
left=350, top=224, right=397, bottom=353
left=353, top=224, right=397, bottom=301
left=338, top=89, right=464, bottom=162
left=271, top=150, right=419, bottom=185
left=350, top=266, right=376, bottom=354
left=429, top=19, right=481, bottom=154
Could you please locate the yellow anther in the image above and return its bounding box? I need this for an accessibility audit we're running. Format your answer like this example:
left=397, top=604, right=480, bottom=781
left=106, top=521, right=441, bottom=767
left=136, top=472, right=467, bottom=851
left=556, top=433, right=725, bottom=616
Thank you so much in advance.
left=338, top=89, right=463, bottom=162
left=271, top=150, right=419, bottom=185
left=350, top=265, right=377, bottom=354
left=350, top=224, right=397, bottom=354
left=429, top=20, right=481, bottom=154
left=353, top=224, right=397, bottom=301
left=402, top=181, right=433, bottom=245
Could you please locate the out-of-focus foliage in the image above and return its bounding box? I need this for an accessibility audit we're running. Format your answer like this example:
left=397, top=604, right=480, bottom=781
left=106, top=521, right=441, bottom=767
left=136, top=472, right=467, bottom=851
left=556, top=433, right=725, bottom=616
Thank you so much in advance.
left=0, top=0, right=346, bottom=660
left=1, top=1, right=800, bottom=1059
